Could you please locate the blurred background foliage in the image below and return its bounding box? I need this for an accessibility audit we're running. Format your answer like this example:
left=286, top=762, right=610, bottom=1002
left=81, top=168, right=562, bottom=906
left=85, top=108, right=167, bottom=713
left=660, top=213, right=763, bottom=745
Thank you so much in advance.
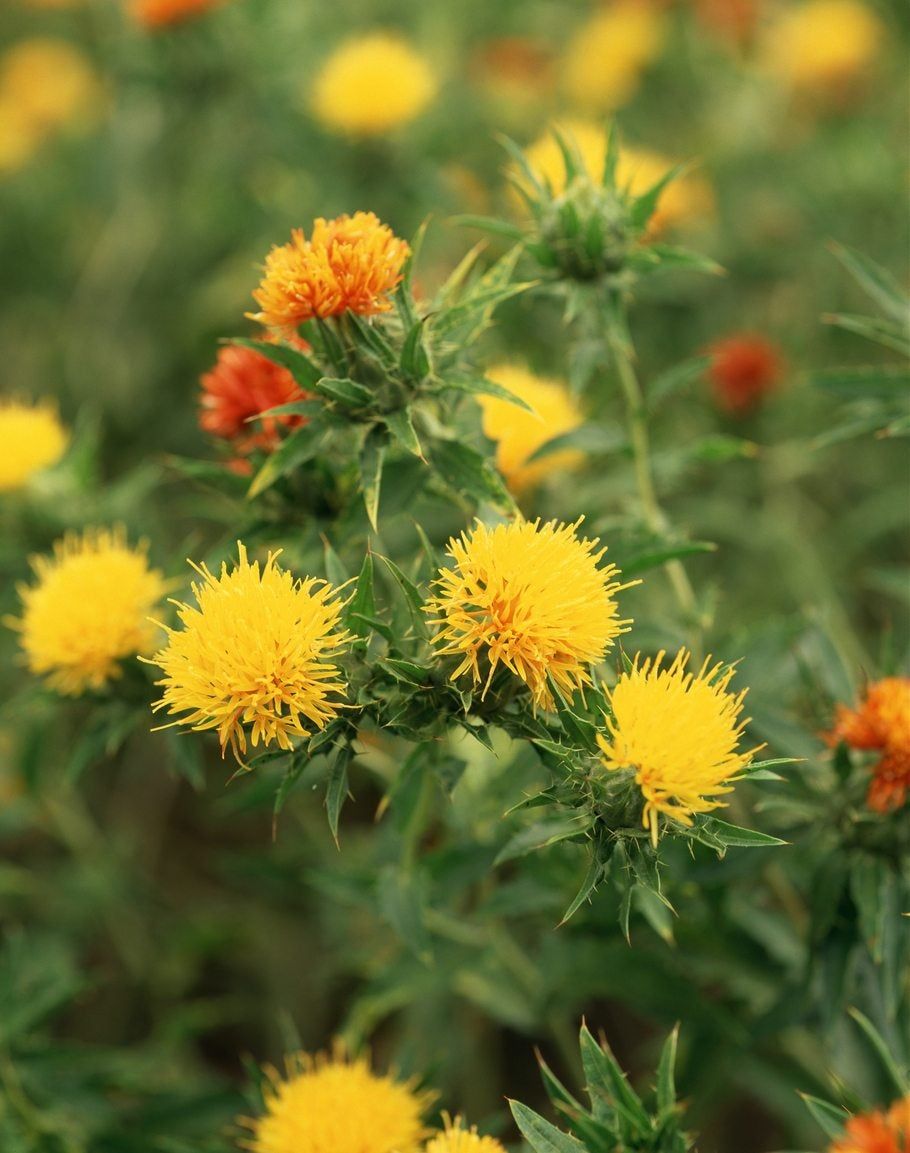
left=0, top=0, right=908, bottom=1150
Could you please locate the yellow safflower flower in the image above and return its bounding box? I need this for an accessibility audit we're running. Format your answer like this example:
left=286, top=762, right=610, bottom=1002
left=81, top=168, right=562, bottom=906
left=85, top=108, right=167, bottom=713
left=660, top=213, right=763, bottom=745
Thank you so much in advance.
left=148, top=544, right=350, bottom=761
left=250, top=212, right=410, bottom=331
left=9, top=528, right=166, bottom=696
left=763, top=0, right=883, bottom=92
left=239, top=1049, right=432, bottom=1153
left=0, top=400, right=68, bottom=491
left=426, top=518, right=632, bottom=712
left=597, top=649, right=761, bottom=845
left=479, top=364, right=584, bottom=495
left=0, top=39, right=101, bottom=138
left=311, top=32, right=437, bottom=136
left=425, top=1115, right=508, bottom=1153
left=563, top=1, right=666, bottom=113
left=522, top=118, right=713, bottom=235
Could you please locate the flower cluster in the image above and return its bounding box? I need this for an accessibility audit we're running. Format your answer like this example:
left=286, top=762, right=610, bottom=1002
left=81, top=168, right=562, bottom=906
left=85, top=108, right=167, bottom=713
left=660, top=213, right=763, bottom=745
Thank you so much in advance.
left=250, top=212, right=410, bottom=331
left=825, top=677, right=910, bottom=811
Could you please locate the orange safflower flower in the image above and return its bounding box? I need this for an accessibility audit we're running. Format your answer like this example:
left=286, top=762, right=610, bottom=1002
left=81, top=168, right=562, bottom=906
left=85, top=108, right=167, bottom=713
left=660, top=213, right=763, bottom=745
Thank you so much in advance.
left=707, top=333, right=782, bottom=414
left=825, top=678, right=910, bottom=812
left=249, top=212, right=410, bottom=332
left=131, top=0, right=225, bottom=29
left=200, top=342, right=309, bottom=454
left=830, top=1096, right=910, bottom=1153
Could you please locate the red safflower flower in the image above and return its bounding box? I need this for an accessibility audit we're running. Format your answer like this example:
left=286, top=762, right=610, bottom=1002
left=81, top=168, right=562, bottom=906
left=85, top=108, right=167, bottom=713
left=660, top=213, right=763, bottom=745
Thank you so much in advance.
left=131, top=0, right=225, bottom=28
left=830, top=1096, right=910, bottom=1153
left=825, top=678, right=910, bottom=812
left=199, top=342, right=309, bottom=455
left=707, top=333, right=783, bottom=415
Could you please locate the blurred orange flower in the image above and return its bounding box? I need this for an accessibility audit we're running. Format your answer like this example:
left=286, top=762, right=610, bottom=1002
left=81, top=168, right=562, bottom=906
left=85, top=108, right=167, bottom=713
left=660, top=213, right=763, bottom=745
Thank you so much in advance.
left=199, top=342, right=309, bottom=454
left=830, top=1096, right=910, bottom=1153
left=825, top=678, right=910, bottom=812
left=250, top=212, right=410, bottom=331
left=707, top=334, right=782, bottom=414
left=131, top=0, right=225, bottom=29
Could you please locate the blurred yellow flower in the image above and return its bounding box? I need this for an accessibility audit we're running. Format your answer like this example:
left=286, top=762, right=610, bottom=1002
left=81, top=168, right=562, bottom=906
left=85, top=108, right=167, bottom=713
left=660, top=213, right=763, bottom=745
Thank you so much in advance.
left=425, top=1115, right=507, bottom=1153
left=426, top=519, right=631, bottom=711
left=522, top=119, right=712, bottom=234
left=598, top=649, right=760, bottom=845
left=562, top=1, right=666, bottom=113
left=0, top=399, right=68, bottom=491
left=250, top=212, right=410, bottom=331
left=311, top=32, right=437, bottom=137
left=762, top=0, right=883, bottom=92
left=148, top=544, right=350, bottom=761
left=240, top=1049, right=431, bottom=1153
left=479, top=364, right=584, bottom=494
left=0, top=39, right=101, bottom=139
left=9, top=528, right=165, bottom=696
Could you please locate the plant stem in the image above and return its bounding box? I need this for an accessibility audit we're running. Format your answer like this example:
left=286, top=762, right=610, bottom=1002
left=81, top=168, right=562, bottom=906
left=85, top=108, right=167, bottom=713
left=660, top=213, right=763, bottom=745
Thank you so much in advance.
left=604, top=311, right=700, bottom=629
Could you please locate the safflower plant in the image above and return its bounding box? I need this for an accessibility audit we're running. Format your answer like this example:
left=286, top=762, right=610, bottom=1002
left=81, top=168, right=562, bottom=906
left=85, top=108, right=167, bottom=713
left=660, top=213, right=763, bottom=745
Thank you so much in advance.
left=0, top=24, right=906, bottom=1145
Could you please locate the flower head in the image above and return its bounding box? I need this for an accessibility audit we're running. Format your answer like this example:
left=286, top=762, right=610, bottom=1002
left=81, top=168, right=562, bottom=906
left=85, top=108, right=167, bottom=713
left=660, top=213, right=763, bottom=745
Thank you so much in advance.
left=148, top=544, right=350, bottom=760
left=0, top=399, right=68, bottom=490
left=250, top=212, right=410, bottom=331
left=830, top=1096, right=910, bottom=1153
left=8, top=528, right=165, bottom=696
left=0, top=39, right=101, bottom=141
left=131, top=0, right=225, bottom=28
left=199, top=343, right=309, bottom=454
left=598, top=649, right=760, bottom=845
left=479, top=364, right=584, bottom=494
left=425, top=1115, right=508, bottom=1153
left=311, top=33, right=436, bottom=137
left=763, top=0, right=883, bottom=93
left=825, top=678, right=910, bottom=812
left=708, top=333, right=783, bottom=415
left=562, top=1, right=665, bottom=113
left=240, top=1049, right=432, bottom=1153
left=425, top=518, right=631, bottom=711
left=522, top=119, right=711, bottom=235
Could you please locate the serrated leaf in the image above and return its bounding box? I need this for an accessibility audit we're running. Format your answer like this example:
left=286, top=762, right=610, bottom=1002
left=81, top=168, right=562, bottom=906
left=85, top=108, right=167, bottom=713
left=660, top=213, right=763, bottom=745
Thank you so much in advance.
left=230, top=337, right=323, bottom=388
left=628, top=162, right=688, bottom=229
left=494, top=815, right=593, bottom=866
left=526, top=424, right=626, bottom=464
left=429, top=438, right=514, bottom=511
left=579, top=1023, right=650, bottom=1130
left=400, top=319, right=431, bottom=380
left=346, top=553, right=375, bottom=639
left=559, top=851, right=605, bottom=926
left=619, top=539, right=716, bottom=578
left=696, top=817, right=787, bottom=849
left=828, top=241, right=909, bottom=323
left=798, top=1094, right=849, bottom=1140
left=656, top=1025, right=680, bottom=1112
left=509, top=1101, right=587, bottom=1153
left=823, top=313, right=910, bottom=356
left=247, top=420, right=326, bottom=498
left=847, top=1007, right=910, bottom=1094
left=442, top=374, right=534, bottom=413
left=359, top=428, right=386, bottom=531
left=383, top=408, right=424, bottom=459
left=314, top=376, right=373, bottom=407
left=325, top=747, right=352, bottom=846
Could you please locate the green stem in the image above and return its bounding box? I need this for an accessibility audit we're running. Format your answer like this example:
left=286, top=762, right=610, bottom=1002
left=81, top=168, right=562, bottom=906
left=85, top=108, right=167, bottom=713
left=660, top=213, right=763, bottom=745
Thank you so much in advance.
left=604, top=316, right=700, bottom=628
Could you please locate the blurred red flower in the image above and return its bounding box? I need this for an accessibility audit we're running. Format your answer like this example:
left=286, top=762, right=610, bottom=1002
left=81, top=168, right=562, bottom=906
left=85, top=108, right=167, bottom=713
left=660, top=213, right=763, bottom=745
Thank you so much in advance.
left=707, top=333, right=783, bottom=415
left=825, top=678, right=910, bottom=813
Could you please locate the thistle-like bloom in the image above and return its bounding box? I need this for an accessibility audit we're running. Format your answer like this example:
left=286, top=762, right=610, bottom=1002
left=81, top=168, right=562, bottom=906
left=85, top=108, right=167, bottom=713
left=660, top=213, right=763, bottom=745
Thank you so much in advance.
left=522, top=119, right=712, bottom=235
left=8, top=528, right=165, bottom=695
left=825, top=678, right=910, bottom=812
left=830, top=1096, right=910, bottom=1153
left=0, top=399, right=68, bottom=490
left=0, top=39, right=101, bottom=138
left=240, top=1049, right=432, bottom=1153
left=148, top=544, right=350, bottom=760
left=425, top=1115, right=507, bottom=1153
left=598, top=650, right=759, bottom=845
left=708, top=333, right=783, bottom=415
left=311, top=33, right=437, bottom=137
left=425, top=519, right=631, bottom=711
left=762, top=0, right=883, bottom=93
left=250, top=212, right=410, bottom=331
left=562, top=1, right=665, bottom=113
left=199, top=344, right=308, bottom=454
left=131, top=0, right=225, bottom=28
left=479, top=364, right=584, bottom=495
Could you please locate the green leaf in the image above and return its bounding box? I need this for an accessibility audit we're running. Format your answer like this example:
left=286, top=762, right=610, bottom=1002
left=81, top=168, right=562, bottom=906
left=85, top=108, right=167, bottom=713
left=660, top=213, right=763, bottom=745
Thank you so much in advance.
left=383, top=408, right=424, bottom=459
left=359, top=427, right=386, bottom=531
left=322, top=538, right=349, bottom=586
left=494, top=815, right=593, bottom=866
left=247, top=420, right=326, bottom=498
left=0, top=932, right=84, bottom=1045
left=325, top=747, right=352, bottom=846
left=345, top=553, right=375, bottom=640
left=656, top=1025, right=680, bottom=1112
left=314, top=376, right=374, bottom=408
left=809, top=365, right=910, bottom=395
left=400, top=319, right=431, bottom=380
left=823, top=313, right=910, bottom=356
left=696, top=817, right=787, bottom=849
left=798, top=1094, right=849, bottom=1140
left=526, top=424, right=626, bottom=464
left=647, top=355, right=712, bottom=411
left=378, top=865, right=431, bottom=963
left=628, top=245, right=724, bottom=277
left=442, top=374, right=535, bottom=413
left=579, top=1023, right=650, bottom=1130
left=559, top=851, right=605, bottom=926
left=628, top=162, right=688, bottom=229
left=377, top=658, right=430, bottom=685
left=230, top=337, right=323, bottom=388
left=828, top=241, right=909, bottom=323
left=847, top=1007, right=910, bottom=1094
left=450, top=214, right=525, bottom=241
left=429, top=438, right=514, bottom=511
left=376, top=554, right=428, bottom=638
left=619, top=539, right=716, bottom=579
left=509, top=1101, right=587, bottom=1153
